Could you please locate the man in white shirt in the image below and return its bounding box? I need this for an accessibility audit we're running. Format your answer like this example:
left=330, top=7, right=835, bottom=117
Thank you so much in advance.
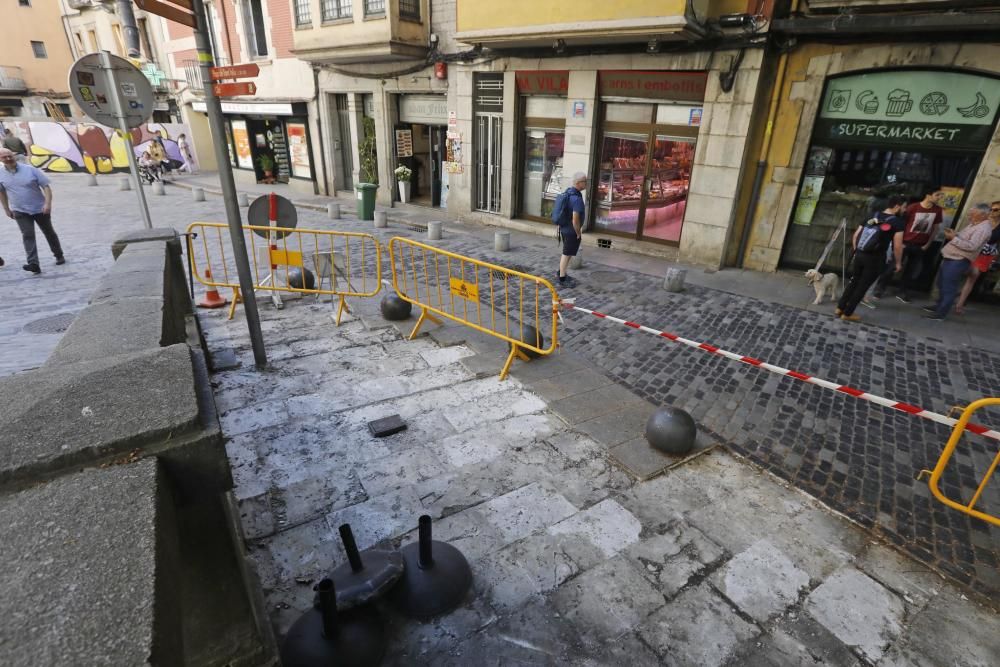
left=923, top=202, right=1000, bottom=321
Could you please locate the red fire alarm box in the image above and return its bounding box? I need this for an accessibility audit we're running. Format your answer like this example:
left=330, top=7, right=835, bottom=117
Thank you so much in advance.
left=434, top=62, right=447, bottom=80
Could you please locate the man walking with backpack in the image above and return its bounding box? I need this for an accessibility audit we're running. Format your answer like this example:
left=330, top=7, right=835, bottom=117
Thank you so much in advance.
left=836, top=196, right=905, bottom=322
left=552, top=172, right=587, bottom=287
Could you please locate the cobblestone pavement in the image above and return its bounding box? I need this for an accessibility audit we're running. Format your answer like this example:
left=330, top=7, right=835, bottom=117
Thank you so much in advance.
left=3, top=173, right=997, bottom=602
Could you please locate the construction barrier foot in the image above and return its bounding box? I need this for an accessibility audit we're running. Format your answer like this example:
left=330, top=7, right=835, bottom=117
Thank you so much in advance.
left=499, top=344, right=522, bottom=381
left=408, top=307, right=442, bottom=340
left=228, top=289, right=241, bottom=321
left=335, top=295, right=350, bottom=326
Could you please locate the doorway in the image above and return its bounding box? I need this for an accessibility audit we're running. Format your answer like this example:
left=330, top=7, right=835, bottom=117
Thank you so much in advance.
left=395, top=123, right=446, bottom=207
left=476, top=113, right=502, bottom=213
left=333, top=94, right=353, bottom=192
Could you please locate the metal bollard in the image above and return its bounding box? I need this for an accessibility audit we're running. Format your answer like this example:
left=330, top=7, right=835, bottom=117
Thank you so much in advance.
left=237, top=192, right=249, bottom=207
left=427, top=221, right=442, bottom=241
left=192, top=187, right=205, bottom=202
left=663, top=267, right=687, bottom=292
left=494, top=231, right=510, bottom=252
left=87, top=173, right=98, bottom=186
left=152, top=181, right=166, bottom=196
left=374, top=210, right=388, bottom=228
left=119, top=177, right=131, bottom=191
left=328, top=203, right=341, bottom=219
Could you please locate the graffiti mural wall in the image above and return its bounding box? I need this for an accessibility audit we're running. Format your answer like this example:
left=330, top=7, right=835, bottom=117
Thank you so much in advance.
left=0, top=121, right=195, bottom=174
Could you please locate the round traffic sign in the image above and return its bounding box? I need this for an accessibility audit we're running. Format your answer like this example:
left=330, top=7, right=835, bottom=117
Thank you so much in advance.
left=69, top=53, right=154, bottom=129
left=248, top=194, right=298, bottom=239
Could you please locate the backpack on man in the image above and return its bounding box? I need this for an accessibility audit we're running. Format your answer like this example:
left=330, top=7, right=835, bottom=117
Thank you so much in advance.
left=855, top=212, right=895, bottom=253
left=550, top=187, right=577, bottom=227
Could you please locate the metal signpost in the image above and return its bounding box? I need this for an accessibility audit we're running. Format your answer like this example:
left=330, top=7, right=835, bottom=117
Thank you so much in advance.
left=68, top=52, right=154, bottom=229
left=190, top=0, right=267, bottom=367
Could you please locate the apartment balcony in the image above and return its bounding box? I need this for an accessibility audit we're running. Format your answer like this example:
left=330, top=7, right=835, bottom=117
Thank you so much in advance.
left=293, top=0, right=429, bottom=65
left=0, top=66, right=28, bottom=93
left=455, top=0, right=710, bottom=49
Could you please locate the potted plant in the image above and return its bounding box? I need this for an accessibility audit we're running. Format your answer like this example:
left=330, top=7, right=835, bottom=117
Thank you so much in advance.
left=256, top=153, right=275, bottom=183
left=395, top=164, right=412, bottom=203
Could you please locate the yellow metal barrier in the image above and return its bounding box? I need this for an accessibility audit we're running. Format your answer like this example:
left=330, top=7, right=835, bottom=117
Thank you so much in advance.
left=387, top=237, right=559, bottom=380
left=921, top=398, right=1000, bottom=527
left=186, top=222, right=382, bottom=324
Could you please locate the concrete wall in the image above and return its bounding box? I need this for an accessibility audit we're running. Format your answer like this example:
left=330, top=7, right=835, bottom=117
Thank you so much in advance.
left=0, top=230, right=273, bottom=665
left=742, top=42, right=1000, bottom=272
left=1, top=0, right=75, bottom=96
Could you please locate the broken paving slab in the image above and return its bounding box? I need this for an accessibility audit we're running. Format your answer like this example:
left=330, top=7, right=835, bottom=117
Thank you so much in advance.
left=711, top=538, right=811, bottom=623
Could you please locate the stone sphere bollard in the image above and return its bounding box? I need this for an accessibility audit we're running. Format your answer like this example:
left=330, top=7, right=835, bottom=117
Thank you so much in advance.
left=328, top=203, right=341, bottom=219
left=119, top=177, right=131, bottom=191
left=192, top=187, right=205, bottom=202
left=495, top=231, right=511, bottom=252
left=427, top=221, right=442, bottom=241
left=87, top=173, right=98, bottom=186
left=569, top=253, right=583, bottom=270
left=287, top=267, right=316, bottom=290
left=512, top=324, right=544, bottom=360
left=374, top=210, right=388, bottom=228
left=151, top=181, right=166, bottom=196
left=237, top=192, right=250, bottom=207
left=645, top=407, right=697, bottom=456
left=380, top=293, right=412, bottom=321
left=663, top=267, right=687, bottom=292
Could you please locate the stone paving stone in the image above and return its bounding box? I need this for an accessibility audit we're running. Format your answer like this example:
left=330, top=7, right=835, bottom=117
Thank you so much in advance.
left=805, top=567, right=906, bottom=663
left=546, top=498, right=642, bottom=568
left=636, top=582, right=760, bottom=666
left=519, top=367, right=614, bottom=402
left=434, top=413, right=563, bottom=468
left=382, top=594, right=498, bottom=664
left=219, top=398, right=290, bottom=436
left=711, top=539, right=811, bottom=623
left=397, top=507, right=505, bottom=564
left=324, top=486, right=433, bottom=551
left=477, top=532, right=579, bottom=613
left=550, top=556, right=667, bottom=645
left=550, top=383, right=648, bottom=424
left=623, top=519, right=726, bottom=598
left=728, top=613, right=862, bottom=667
left=575, top=404, right=650, bottom=447
left=356, top=445, right=449, bottom=497
left=479, top=483, right=579, bottom=544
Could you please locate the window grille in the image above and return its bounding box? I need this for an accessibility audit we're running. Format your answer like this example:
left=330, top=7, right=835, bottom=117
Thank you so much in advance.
left=322, top=0, right=353, bottom=20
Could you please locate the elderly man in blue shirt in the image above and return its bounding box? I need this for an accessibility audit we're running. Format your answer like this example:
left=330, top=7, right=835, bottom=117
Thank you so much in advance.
left=0, top=147, right=64, bottom=274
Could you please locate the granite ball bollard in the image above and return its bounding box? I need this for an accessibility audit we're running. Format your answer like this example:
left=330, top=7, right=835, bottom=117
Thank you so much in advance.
left=511, top=324, right=544, bottom=360
left=119, top=177, right=131, bottom=191
left=280, top=577, right=385, bottom=667
left=389, top=515, right=473, bottom=619
left=427, top=221, right=442, bottom=241
left=380, top=293, right=412, bottom=321
left=645, top=407, right=697, bottom=456
left=287, top=267, right=316, bottom=290
left=192, top=187, right=205, bottom=202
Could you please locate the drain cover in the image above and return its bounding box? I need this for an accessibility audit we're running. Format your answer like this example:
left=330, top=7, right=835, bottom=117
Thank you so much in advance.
left=23, top=312, right=77, bottom=334
left=589, top=270, right=626, bottom=283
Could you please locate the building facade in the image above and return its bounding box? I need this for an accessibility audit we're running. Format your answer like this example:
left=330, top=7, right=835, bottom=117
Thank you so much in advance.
left=741, top=0, right=1000, bottom=289
left=160, top=0, right=318, bottom=188
left=299, top=0, right=771, bottom=267
left=0, top=0, right=77, bottom=119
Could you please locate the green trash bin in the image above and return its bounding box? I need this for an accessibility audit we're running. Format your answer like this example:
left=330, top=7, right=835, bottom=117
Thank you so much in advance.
left=356, top=183, right=378, bottom=221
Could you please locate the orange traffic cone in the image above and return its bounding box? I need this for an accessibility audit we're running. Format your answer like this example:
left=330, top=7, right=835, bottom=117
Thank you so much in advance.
left=198, top=268, right=228, bottom=309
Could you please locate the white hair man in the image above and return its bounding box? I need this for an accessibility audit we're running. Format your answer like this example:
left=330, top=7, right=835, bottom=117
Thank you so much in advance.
left=552, top=171, right=587, bottom=287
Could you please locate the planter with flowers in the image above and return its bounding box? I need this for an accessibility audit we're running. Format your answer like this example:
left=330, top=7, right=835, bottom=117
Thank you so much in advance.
left=394, top=165, right=412, bottom=203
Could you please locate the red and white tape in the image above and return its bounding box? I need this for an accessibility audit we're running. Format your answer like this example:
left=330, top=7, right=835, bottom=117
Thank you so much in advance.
left=560, top=300, right=1000, bottom=442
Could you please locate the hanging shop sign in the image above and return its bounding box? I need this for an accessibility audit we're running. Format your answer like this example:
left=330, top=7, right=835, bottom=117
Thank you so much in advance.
left=815, top=69, right=1000, bottom=150
left=231, top=119, right=253, bottom=169
left=598, top=71, right=707, bottom=103
left=515, top=71, right=569, bottom=96
left=399, top=95, right=448, bottom=125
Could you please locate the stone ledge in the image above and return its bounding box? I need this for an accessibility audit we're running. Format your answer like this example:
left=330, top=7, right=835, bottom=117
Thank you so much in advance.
left=0, top=344, right=201, bottom=491
left=0, top=458, right=182, bottom=667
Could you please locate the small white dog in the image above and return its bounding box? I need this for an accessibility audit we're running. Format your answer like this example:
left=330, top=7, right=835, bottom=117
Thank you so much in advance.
left=805, top=269, right=838, bottom=305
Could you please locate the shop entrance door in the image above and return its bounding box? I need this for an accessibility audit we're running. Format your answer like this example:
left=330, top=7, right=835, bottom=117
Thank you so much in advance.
left=475, top=113, right=503, bottom=213
left=333, top=94, right=353, bottom=191
left=246, top=118, right=289, bottom=184
left=595, top=103, right=697, bottom=245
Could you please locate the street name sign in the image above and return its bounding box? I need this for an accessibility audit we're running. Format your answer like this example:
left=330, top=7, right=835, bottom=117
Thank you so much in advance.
left=213, top=81, right=257, bottom=97
left=209, top=64, right=260, bottom=80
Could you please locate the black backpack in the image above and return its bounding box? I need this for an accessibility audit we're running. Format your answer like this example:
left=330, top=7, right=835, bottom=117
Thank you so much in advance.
left=550, top=187, right=576, bottom=226
left=856, top=213, right=895, bottom=253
